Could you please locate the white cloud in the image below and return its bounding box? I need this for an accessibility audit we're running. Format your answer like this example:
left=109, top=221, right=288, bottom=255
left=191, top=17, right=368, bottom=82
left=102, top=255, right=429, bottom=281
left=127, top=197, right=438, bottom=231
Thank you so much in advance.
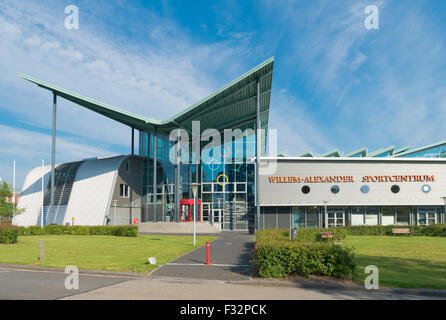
left=0, top=124, right=116, bottom=189
left=0, top=0, right=258, bottom=148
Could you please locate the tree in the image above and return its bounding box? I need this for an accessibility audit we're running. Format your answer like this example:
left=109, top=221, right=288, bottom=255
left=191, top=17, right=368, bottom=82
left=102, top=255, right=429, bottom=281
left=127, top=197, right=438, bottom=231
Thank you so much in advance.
left=0, top=181, right=23, bottom=218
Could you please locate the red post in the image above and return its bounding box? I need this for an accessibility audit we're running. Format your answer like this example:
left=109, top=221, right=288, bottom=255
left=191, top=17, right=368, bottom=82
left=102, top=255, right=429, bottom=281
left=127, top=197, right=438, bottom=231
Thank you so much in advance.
left=206, top=241, right=210, bottom=265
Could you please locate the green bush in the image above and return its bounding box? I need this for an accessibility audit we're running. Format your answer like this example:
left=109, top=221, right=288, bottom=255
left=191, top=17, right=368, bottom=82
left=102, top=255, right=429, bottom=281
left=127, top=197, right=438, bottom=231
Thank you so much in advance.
left=254, top=241, right=355, bottom=278
left=254, top=229, right=355, bottom=278
left=0, top=225, right=19, bottom=244
left=296, top=227, right=347, bottom=242
left=16, top=225, right=138, bottom=237
left=114, top=226, right=139, bottom=237
left=344, top=224, right=446, bottom=237
left=256, top=228, right=346, bottom=243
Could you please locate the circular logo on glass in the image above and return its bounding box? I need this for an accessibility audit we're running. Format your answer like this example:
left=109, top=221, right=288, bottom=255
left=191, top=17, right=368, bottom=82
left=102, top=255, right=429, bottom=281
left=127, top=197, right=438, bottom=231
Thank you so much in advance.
left=421, top=184, right=431, bottom=193
left=360, top=185, right=370, bottom=194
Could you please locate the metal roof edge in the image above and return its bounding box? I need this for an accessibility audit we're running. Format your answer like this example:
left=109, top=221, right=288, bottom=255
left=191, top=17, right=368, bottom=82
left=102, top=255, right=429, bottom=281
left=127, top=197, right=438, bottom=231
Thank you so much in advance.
left=394, top=141, right=446, bottom=157
left=258, top=156, right=446, bottom=162
left=368, top=145, right=395, bottom=157
left=345, top=147, right=367, bottom=157
left=165, top=56, right=275, bottom=123
left=18, top=56, right=274, bottom=131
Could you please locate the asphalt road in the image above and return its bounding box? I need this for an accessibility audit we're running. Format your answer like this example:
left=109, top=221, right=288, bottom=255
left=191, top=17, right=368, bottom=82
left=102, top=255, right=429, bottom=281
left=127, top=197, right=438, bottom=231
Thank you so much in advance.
left=1, top=266, right=444, bottom=300
left=0, top=267, right=131, bottom=300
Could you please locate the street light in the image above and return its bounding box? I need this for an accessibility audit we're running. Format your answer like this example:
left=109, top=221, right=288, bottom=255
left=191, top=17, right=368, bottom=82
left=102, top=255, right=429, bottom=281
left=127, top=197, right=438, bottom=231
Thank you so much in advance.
left=323, top=200, right=328, bottom=229
left=190, top=182, right=200, bottom=246
left=441, top=197, right=446, bottom=224
left=217, top=198, right=222, bottom=228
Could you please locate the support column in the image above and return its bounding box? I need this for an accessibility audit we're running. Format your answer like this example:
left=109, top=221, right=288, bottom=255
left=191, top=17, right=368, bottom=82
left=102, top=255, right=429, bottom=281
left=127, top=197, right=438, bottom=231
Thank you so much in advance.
left=153, top=129, right=157, bottom=222
left=175, top=134, right=181, bottom=222
left=323, top=201, right=328, bottom=228
left=131, top=128, right=134, bottom=155
left=255, top=78, right=261, bottom=231
left=49, top=93, right=57, bottom=222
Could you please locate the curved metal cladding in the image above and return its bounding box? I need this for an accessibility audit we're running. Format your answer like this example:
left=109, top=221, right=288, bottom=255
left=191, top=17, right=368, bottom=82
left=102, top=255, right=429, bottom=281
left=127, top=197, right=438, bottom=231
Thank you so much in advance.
left=64, top=156, right=125, bottom=226
left=14, top=165, right=53, bottom=227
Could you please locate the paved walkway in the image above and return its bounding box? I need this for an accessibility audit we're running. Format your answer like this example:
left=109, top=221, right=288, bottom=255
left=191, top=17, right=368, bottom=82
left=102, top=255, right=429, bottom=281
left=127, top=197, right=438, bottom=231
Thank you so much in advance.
left=150, top=231, right=254, bottom=281
left=63, top=276, right=445, bottom=300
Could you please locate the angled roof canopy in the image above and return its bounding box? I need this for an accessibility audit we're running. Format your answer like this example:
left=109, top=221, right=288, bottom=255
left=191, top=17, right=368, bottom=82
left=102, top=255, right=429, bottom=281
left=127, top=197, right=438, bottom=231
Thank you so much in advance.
left=368, top=145, right=395, bottom=157
left=321, top=149, right=341, bottom=157
left=345, top=147, right=367, bottom=157
left=19, top=57, right=274, bottom=136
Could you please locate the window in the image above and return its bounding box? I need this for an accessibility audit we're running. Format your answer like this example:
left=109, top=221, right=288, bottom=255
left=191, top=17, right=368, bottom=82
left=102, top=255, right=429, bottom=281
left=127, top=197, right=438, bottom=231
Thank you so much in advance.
left=301, top=186, right=310, bottom=194
left=360, top=185, right=370, bottom=194
left=120, top=184, right=129, bottom=198
left=331, top=185, right=340, bottom=194
left=391, top=185, right=400, bottom=194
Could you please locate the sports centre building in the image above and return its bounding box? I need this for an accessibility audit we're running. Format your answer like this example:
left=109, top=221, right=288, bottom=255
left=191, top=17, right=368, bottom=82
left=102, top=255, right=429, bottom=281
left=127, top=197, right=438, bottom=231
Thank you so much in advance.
left=14, top=57, right=446, bottom=230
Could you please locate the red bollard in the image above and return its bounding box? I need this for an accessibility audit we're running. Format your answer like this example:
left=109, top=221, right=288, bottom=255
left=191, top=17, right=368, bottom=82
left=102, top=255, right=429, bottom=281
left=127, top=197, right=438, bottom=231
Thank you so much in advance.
left=206, top=241, right=210, bottom=265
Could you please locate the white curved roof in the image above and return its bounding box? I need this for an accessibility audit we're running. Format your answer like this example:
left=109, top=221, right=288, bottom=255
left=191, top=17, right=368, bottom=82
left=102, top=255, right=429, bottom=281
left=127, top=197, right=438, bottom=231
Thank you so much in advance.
left=13, top=164, right=53, bottom=227
left=64, top=156, right=125, bottom=225
left=14, top=155, right=128, bottom=226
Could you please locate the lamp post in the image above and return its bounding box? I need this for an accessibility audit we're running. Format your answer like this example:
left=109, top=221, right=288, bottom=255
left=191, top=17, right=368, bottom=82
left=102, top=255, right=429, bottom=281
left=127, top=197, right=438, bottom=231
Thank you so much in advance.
left=323, top=200, right=328, bottom=228
left=190, top=182, right=200, bottom=246
left=217, top=198, right=222, bottom=228
left=441, top=197, right=446, bottom=224
left=41, top=159, right=44, bottom=228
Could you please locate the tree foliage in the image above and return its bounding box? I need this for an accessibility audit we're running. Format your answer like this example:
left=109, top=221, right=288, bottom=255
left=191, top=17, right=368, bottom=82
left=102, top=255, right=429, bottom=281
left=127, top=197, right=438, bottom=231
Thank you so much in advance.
left=0, top=181, right=23, bottom=218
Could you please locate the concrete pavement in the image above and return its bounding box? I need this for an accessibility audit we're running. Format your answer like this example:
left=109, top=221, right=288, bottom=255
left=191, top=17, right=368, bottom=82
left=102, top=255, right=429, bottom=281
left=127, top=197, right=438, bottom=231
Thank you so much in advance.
left=150, top=231, right=254, bottom=281
left=62, top=275, right=445, bottom=300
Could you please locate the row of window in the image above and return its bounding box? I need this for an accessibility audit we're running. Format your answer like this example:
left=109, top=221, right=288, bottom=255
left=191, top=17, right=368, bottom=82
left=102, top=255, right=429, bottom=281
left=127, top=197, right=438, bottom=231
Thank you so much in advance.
left=300, top=184, right=432, bottom=194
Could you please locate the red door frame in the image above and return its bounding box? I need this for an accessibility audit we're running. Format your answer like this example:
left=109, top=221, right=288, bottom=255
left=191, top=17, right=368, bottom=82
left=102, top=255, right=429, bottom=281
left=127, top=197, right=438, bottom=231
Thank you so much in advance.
left=179, top=199, right=202, bottom=222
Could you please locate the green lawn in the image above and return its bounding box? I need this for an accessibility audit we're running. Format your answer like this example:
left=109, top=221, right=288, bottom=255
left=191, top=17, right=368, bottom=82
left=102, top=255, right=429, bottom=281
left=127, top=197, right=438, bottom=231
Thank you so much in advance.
left=342, top=235, right=446, bottom=289
left=0, top=234, right=217, bottom=273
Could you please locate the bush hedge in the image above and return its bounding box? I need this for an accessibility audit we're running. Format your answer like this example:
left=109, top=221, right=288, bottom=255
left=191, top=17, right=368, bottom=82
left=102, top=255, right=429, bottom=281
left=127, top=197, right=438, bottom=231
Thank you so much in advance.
left=344, top=224, right=446, bottom=237
left=254, top=229, right=355, bottom=278
left=256, top=228, right=346, bottom=243
left=16, top=225, right=138, bottom=237
left=0, top=224, right=19, bottom=244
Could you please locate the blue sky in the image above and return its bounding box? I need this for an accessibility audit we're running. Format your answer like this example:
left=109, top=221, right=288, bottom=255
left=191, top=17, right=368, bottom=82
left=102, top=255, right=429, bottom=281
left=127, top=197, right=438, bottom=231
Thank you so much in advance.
left=1, top=0, right=446, bottom=189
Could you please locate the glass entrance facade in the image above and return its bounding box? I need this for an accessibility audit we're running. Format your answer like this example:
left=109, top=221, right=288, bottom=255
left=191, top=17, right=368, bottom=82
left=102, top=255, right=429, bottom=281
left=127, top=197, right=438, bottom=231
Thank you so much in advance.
left=138, top=122, right=258, bottom=231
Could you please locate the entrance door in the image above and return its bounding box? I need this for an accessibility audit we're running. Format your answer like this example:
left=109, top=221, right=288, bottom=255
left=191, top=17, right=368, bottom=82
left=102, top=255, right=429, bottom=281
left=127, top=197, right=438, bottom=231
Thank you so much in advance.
left=202, top=203, right=211, bottom=222
left=327, top=209, right=345, bottom=227
left=179, top=199, right=202, bottom=222
left=212, top=209, right=223, bottom=228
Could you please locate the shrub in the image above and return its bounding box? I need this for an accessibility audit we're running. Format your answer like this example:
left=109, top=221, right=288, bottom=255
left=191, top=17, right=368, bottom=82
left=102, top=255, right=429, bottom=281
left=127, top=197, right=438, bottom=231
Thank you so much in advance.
left=113, top=226, right=139, bottom=237
left=254, top=241, right=355, bottom=278
left=344, top=224, right=446, bottom=237
left=0, top=224, right=19, bottom=244
left=254, top=229, right=355, bottom=278
left=296, top=227, right=347, bottom=242
left=16, top=225, right=138, bottom=237
left=256, top=228, right=346, bottom=243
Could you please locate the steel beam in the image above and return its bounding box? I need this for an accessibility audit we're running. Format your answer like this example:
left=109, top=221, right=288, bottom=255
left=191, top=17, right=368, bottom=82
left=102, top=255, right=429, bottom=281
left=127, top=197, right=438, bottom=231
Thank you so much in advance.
left=153, top=129, right=157, bottom=222
left=255, top=78, right=261, bottom=230
left=49, top=93, right=57, bottom=222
